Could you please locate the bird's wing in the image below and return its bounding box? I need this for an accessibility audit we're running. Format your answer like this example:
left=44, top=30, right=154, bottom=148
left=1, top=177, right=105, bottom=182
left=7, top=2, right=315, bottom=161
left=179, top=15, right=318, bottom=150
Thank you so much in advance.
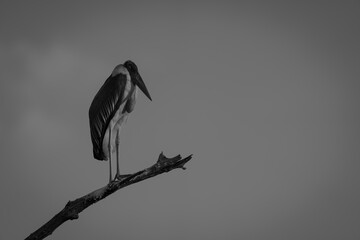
left=89, top=73, right=127, bottom=160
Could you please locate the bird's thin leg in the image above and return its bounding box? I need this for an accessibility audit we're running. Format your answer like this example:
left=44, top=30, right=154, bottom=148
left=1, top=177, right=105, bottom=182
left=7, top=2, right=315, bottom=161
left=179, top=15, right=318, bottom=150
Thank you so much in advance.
left=115, top=129, right=126, bottom=180
left=115, top=129, right=121, bottom=179
left=115, top=128, right=130, bottom=180
left=108, top=127, right=113, bottom=183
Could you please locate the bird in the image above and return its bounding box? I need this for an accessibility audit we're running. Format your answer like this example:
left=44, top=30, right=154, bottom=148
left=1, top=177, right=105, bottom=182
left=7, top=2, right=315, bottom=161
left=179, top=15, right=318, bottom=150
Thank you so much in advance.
left=89, top=60, right=152, bottom=183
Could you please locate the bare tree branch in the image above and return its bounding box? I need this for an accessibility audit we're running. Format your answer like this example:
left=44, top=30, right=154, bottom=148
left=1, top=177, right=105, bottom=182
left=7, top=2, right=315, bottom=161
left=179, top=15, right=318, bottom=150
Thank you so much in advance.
left=25, top=153, right=193, bottom=240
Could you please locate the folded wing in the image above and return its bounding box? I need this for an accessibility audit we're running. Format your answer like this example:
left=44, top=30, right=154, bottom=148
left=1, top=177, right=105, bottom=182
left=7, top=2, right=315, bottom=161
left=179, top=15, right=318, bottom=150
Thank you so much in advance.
left=89, top=73, right=127, bottom=160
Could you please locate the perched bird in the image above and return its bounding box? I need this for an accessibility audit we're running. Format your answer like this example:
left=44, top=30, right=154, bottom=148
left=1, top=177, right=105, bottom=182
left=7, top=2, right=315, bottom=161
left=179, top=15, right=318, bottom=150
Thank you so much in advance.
left=89, top=60, right=152, bottom=183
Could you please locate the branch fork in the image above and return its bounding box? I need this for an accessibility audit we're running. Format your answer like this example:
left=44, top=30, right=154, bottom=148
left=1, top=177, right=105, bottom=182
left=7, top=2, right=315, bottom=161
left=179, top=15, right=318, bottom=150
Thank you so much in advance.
left=25, top=153, right=193, bottom=240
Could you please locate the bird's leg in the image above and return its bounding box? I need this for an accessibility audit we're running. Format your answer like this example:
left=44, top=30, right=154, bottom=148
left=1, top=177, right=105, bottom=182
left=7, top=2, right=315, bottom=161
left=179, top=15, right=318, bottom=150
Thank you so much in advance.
left=115, top=129, right=130, bottom=181
left=115, top=129, right=121, bottom=179
left=108, top=127, right=113, bottom=183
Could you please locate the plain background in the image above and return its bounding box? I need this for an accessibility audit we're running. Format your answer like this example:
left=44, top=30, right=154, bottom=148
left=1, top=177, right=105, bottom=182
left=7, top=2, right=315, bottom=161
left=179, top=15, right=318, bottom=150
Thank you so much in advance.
left=1, top=1, right=360, bottom=239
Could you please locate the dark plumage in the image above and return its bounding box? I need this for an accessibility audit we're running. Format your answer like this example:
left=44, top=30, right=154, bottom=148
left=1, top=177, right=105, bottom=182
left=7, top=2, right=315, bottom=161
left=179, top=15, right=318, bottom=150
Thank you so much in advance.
left=88, top=60, right=152, bottom=182
left=89, top=73, right=129, bottom=160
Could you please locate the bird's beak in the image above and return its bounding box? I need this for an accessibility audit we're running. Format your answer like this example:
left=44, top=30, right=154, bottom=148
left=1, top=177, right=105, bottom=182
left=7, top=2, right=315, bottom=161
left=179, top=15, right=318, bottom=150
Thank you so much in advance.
left=134, top=73, right=152, bottom=101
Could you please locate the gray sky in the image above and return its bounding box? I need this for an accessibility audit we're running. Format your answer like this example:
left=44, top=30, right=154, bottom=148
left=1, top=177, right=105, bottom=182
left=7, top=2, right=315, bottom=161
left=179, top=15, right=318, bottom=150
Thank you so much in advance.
left=1, top=1, right=360, bottom=239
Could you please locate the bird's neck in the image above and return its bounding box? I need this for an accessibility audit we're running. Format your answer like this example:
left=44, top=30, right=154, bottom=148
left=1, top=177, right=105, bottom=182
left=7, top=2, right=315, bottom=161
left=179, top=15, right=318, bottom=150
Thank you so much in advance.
left=111, top=65, right=129, bottom=77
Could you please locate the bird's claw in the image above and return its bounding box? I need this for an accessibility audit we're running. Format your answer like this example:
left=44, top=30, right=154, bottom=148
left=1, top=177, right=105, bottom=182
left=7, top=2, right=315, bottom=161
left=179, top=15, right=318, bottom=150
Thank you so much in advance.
left=114, top=174, right=131, bottom=181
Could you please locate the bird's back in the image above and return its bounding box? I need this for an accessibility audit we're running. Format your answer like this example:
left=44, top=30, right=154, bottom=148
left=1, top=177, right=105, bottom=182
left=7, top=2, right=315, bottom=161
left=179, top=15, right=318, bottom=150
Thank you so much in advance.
left=89, top=69, right=129, bottom=160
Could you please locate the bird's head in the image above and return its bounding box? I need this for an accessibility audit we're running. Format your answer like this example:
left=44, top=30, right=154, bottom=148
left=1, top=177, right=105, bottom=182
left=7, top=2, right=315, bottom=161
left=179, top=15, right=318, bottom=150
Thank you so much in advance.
left=124, top=60, right=152, bottom=101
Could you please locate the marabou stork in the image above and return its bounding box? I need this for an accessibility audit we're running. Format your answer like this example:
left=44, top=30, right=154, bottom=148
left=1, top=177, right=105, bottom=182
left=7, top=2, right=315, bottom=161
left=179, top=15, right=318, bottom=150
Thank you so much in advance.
left=89, top=60, right=152, bottom=183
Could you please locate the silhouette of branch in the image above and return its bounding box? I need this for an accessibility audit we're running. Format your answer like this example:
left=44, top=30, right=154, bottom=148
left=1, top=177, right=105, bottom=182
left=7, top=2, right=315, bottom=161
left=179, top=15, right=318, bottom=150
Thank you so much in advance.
left=25, top=153, right=193, bottom=240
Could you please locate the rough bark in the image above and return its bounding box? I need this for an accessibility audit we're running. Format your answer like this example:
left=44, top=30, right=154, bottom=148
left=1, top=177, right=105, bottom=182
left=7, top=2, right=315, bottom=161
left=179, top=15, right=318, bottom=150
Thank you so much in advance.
left=25, top=153, right=192, bottom=240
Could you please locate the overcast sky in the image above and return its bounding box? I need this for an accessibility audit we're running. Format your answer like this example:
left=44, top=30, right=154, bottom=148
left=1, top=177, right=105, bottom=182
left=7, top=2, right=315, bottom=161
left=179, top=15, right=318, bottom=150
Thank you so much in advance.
left=1, top=1, right=360, bottom=239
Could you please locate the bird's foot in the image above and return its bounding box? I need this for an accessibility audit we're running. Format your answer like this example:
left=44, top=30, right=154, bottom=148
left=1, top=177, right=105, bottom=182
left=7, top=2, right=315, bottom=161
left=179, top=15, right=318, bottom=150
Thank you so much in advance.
left=114, top=173, right=131, bottom=181
left=108, top=178, right=117, bottom=185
